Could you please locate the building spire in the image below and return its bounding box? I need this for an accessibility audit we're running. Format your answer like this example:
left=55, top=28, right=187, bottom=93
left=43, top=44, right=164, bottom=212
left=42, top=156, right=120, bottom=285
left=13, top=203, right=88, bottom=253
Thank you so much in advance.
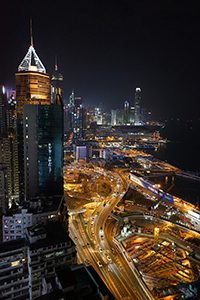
left=30, top=18, right=33, bottom=47
left=55, top=55, right=58, bottom=71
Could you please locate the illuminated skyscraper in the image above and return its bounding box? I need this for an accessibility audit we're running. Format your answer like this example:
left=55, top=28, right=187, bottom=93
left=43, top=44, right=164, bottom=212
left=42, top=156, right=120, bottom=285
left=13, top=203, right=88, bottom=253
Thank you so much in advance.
left=51, top=57, right=63, bottom=103
left=0, top=85, right=7, bottom=134
left=68, top=91, right=83, bottom=141
left=15, top=45, right=50, bottom=120
left=124, top=101, right=130, bottom=125
left=134, top=87, right=141, bottom=125
left=16, top=35, right=51, bottom=201
left=111, top=110, right=117, bottom=125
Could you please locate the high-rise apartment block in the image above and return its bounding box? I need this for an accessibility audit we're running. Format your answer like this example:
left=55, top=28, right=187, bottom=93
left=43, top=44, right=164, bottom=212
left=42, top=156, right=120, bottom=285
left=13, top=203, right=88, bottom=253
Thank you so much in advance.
left=2, top=195, right=64, bottom=242
left=0, top=238, right=29, bottom=300
left=0, top=85, right=7, bottom=134
left=0, top=135, right=19, bottom=197
left=0, top=163, right=8, bottom=214
left=0, top=220, right=76, bottom=300
left=26, top=221, right=76, bottom=299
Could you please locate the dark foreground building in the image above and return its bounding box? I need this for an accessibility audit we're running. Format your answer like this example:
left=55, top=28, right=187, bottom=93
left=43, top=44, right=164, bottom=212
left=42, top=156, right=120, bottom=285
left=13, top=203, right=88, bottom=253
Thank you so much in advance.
left=23, top=104, right=63, bottom=200
left=0, top=221, right=76, bottom=300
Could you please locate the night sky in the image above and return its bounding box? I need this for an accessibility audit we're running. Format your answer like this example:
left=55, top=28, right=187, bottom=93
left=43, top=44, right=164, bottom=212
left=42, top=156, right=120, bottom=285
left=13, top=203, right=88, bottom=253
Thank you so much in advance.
left=1, top=0, right=200, bottom=120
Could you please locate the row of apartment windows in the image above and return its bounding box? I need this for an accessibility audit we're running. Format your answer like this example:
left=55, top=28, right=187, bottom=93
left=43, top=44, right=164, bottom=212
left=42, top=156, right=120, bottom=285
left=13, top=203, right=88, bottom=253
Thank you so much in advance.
left=31, top=242, right=70, bottom=254
left=4, top=217, right=31, bottom=223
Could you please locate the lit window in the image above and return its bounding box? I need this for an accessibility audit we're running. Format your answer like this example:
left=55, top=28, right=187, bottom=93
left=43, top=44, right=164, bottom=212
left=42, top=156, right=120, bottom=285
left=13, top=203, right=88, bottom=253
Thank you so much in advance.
left=16, top=220, right=21, bottom=223
left=26, top=124, right=28, bottom=127
left=26, top=135, right=28, bottom=138
left=26, top=117, right=28, bottom=120
left=11, top=260, right=20, bottom=267
left=55, top=251, right=64, bottom=256
left=45, top=253, right=54, bottom=258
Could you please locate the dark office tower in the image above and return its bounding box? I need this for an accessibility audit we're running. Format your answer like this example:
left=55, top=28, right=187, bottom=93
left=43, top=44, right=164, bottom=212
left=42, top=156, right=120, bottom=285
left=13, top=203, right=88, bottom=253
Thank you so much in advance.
left=68, top=91, right=83, bottom=141
left=23, top=103, right=63, bottom=200
left=51, top=57, right=63, bottom=103
left=124, top=101, right=130, bottom=125
left=141, top=108, right=147, bottom=125
left=0, top=85, right=7, bottom=134
left=134, top=87, right=142, bottom=125
left=15, top=40, right=51, bottom=201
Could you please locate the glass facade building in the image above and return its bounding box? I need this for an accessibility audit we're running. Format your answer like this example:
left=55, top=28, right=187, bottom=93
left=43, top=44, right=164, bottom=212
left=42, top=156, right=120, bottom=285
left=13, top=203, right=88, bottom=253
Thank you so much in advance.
left=23, top=104, right=63, bottom=200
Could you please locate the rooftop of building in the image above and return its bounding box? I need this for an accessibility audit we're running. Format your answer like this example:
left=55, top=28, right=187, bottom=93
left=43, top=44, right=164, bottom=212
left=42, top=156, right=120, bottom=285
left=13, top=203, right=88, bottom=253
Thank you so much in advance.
left=28, top=221, right=73, bottom=250
left=4, top=195, right=63, bottom=216
left=18, top=45, right=46, bottom=73
left=0, top=238, right=27, bottom=254
left=35, top=264, right=111, bottom=300
left=56, top=268, right=77, bottom=288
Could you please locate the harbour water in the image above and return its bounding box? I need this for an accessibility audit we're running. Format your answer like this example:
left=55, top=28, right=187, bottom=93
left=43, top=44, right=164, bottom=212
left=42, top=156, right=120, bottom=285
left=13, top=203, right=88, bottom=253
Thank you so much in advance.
left=144, top=120, right=200, bottom=206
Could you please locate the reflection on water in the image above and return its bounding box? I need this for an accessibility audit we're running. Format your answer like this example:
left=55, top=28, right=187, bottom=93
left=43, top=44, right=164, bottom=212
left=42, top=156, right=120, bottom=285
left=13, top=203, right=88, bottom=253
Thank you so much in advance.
left=143, top=142, right=200, bottom=206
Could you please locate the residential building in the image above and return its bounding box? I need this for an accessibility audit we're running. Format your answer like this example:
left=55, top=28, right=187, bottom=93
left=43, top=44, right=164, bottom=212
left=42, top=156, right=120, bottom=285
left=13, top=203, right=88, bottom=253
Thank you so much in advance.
left=26, top=221, right=76, bottom=299
left=2, top=195, right=64, bottom=242
left=0, top=163, right=8, bottom=214
left=37, top=264, right=115, bottom=300
left=0, top=220, right=75, bottom=300
left=0, top=238, right=29, bottom=300
left=0, top=85, right=7, bottom=134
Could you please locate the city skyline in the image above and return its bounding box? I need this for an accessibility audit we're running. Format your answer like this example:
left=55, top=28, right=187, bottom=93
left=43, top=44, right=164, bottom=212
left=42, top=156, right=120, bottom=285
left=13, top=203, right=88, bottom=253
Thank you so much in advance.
left=1, top=1, right=200, bottom=120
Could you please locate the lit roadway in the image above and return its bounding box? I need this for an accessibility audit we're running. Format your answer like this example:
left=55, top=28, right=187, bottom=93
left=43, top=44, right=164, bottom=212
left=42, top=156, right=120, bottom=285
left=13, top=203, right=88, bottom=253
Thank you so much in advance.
left=68, top=167, right=153, bottom=300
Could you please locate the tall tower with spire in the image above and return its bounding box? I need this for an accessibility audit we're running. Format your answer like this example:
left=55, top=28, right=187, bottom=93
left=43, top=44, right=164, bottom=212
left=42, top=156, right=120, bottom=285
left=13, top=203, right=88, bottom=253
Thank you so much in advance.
left=15, top=21, right=51, bottom=201
left=51, top=56, right=63, bottom=103
left=15, top=41, right=50, bottom=120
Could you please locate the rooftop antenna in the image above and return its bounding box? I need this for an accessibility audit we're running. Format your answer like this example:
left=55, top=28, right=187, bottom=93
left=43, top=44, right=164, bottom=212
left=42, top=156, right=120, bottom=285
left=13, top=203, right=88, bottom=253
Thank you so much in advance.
left=30, top=18, right=33, bottom=47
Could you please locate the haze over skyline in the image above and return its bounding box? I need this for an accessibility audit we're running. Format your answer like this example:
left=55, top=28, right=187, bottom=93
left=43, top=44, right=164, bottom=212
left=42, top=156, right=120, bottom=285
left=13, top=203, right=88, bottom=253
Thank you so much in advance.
left=1, top=0, right=200, bottom=121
